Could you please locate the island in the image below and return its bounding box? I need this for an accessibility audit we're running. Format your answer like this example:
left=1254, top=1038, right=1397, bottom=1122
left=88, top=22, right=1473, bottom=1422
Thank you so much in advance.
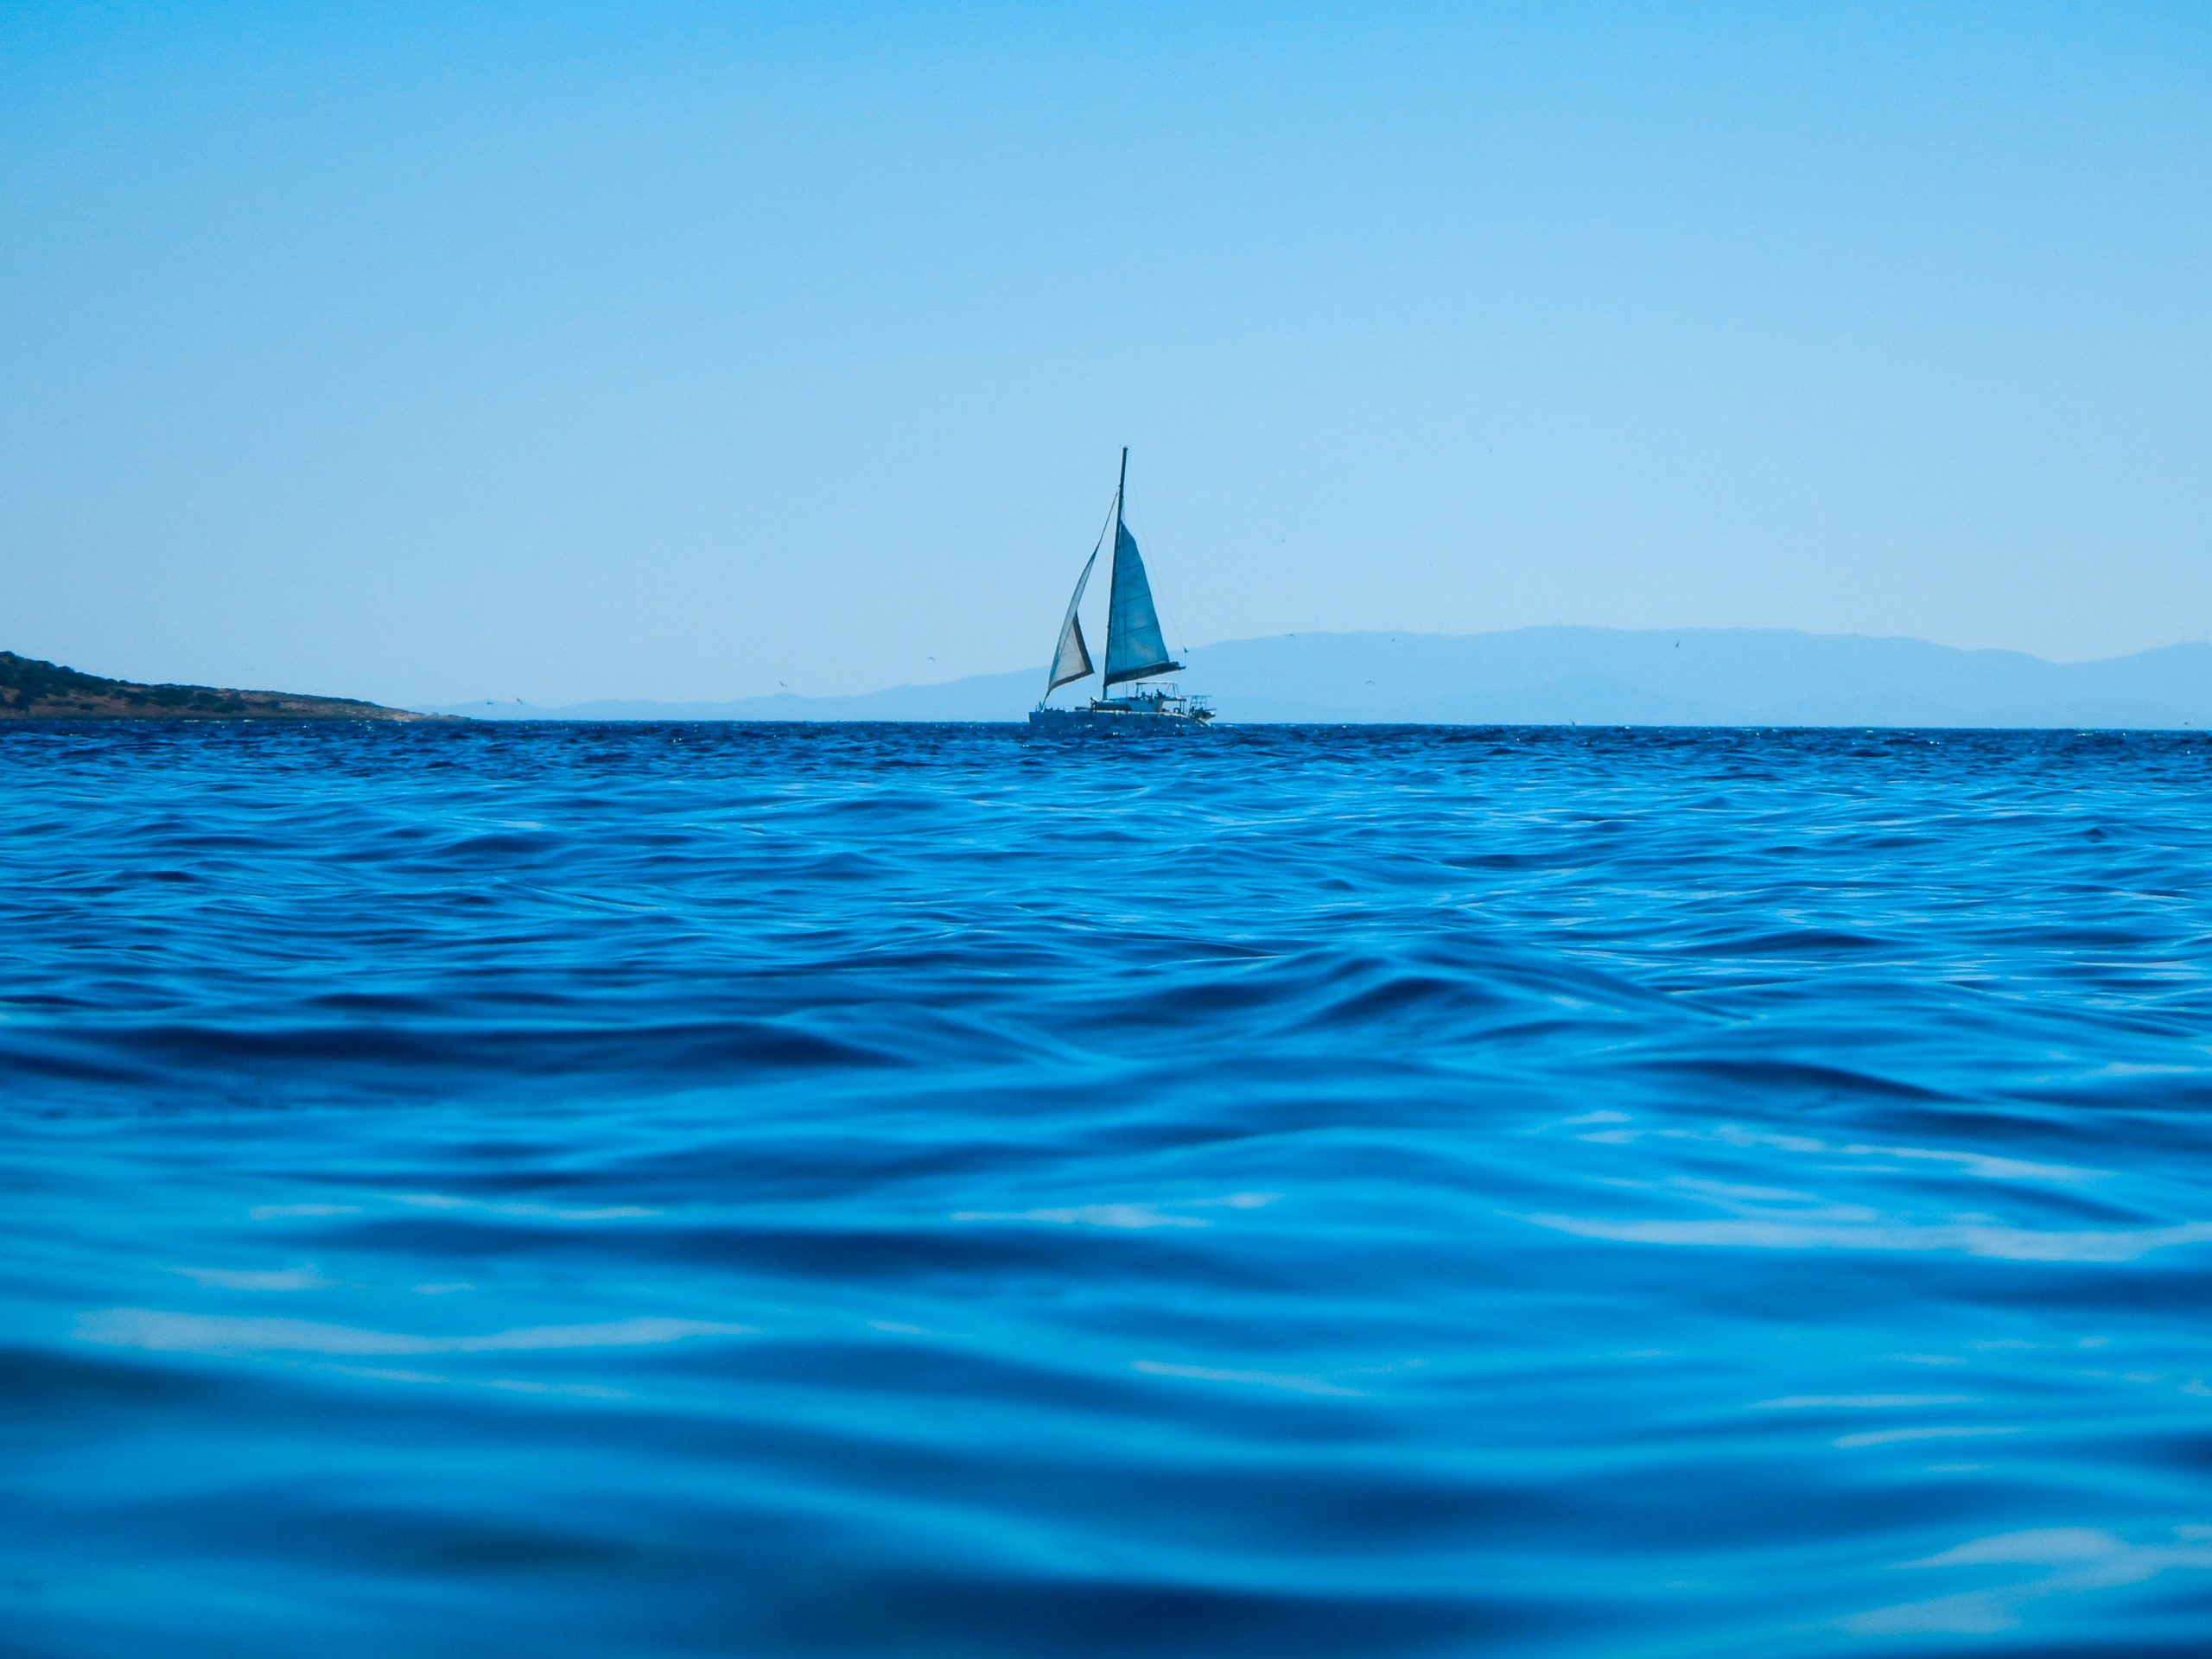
left=0, top=651, right=451, bottom=721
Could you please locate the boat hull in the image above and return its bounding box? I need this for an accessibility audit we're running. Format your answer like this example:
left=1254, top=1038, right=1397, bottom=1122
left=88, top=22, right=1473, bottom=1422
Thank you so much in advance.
left=1027, top=707, right=1213, bottom=733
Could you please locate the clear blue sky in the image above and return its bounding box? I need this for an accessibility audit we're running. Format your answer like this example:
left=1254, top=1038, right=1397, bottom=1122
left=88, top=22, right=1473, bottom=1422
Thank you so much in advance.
left=3, top=3, right=2207, bottom=704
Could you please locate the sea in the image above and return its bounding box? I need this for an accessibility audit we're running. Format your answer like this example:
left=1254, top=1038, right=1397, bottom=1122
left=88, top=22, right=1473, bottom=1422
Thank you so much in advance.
left=5, top=719, right=2212, bottom=1658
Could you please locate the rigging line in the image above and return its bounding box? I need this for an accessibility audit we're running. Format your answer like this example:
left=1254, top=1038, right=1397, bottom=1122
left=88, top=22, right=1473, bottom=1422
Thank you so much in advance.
left=1078, top=488, right=1116, bottom=661
left=1105, top=446, right=1128, bottom=692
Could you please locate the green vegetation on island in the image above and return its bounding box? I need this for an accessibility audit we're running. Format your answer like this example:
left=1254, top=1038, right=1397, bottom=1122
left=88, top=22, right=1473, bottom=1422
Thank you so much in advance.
left=0, top=651, right=447, bottom=721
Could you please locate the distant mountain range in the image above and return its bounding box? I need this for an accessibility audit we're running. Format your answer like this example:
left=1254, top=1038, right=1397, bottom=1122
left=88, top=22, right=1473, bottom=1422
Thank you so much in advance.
left=421, top=628, right=2212, bottom=729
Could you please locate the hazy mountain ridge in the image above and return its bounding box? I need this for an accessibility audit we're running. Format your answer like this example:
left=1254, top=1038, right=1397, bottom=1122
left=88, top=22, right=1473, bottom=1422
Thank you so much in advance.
left=423, top=628, right=2212, bottom=728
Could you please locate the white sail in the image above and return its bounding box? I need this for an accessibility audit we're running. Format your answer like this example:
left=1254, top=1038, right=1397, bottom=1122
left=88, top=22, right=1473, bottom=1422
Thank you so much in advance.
left=1045, top=550, right=1097, bottom=693
left=1102, top=523, right=1181, bottom=687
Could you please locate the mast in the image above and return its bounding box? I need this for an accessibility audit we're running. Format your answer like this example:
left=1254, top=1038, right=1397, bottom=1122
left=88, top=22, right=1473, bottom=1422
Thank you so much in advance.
left=1103, top=447, right=1127, bottom=702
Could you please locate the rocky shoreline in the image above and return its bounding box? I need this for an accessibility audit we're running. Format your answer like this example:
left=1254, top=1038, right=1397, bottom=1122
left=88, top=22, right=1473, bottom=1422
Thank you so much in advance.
left=0, top=651, right=451, bottom=721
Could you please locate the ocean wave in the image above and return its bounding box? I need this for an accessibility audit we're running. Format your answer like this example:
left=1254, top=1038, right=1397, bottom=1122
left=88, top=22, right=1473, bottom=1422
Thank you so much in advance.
left=7, top=721, right=2212, bottom=1656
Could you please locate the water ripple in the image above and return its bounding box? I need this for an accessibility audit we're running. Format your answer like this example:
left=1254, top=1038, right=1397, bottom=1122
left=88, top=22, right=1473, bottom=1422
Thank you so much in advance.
left=6, top=721, right=2212, bottom=1656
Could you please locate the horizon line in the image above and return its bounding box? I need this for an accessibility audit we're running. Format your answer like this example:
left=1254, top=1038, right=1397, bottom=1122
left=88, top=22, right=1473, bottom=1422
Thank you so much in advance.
left=412, top=624, right=2212, bottom=713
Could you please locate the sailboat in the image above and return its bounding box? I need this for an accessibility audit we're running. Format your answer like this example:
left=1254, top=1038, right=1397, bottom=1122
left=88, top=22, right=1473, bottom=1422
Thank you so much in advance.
left=1028, top=450, right=1215, bottom=730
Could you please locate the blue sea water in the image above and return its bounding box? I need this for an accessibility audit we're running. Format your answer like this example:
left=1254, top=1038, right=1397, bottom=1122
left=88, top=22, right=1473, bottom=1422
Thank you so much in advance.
left=5, top=720, right=2212, bottom=1658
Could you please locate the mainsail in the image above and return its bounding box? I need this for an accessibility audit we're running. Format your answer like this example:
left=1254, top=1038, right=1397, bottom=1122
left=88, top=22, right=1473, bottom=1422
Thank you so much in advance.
left=1102, top=522, right=1182, bottom=687
left=1046, top=550, right=1097, bottom=693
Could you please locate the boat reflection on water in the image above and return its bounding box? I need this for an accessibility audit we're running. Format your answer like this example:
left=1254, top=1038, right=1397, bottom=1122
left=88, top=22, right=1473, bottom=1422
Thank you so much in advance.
left=1028, top=449, right=1215, bottom=732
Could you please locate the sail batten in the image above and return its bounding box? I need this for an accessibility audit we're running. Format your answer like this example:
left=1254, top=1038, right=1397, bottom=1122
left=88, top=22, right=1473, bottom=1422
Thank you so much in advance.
left=1102, top=523, right=1182, bottom=687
